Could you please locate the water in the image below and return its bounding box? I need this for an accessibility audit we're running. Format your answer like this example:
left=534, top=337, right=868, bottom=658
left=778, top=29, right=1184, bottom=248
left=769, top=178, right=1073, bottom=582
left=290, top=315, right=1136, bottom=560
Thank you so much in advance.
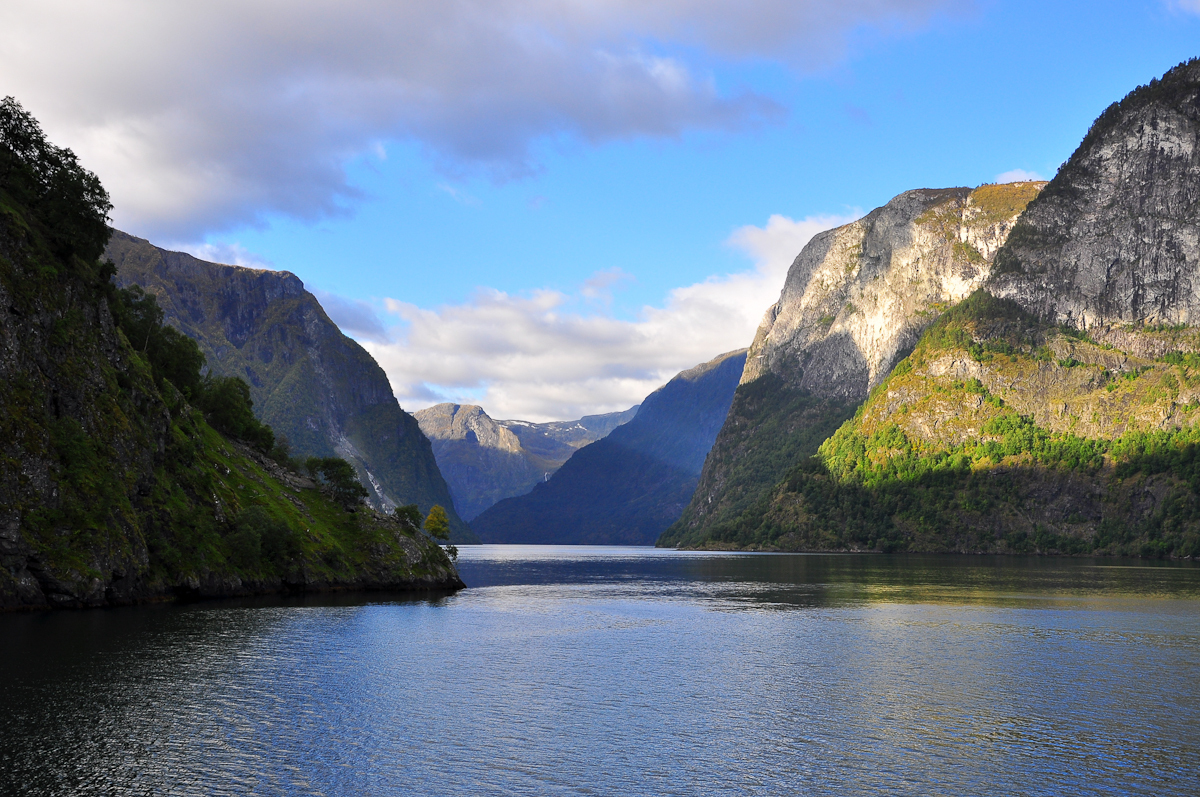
left=2, top=546, right=1199, bottom=796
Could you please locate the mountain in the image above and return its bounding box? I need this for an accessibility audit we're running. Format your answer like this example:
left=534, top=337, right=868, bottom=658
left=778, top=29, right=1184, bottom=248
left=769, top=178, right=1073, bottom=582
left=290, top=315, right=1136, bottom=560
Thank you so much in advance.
left=104, top=231, right=476, bottom=543
left=660, top=181, right=1043, bottom=546
left=0, top=100, right=460, bottom=608
left=664, top=58, right=1200, bottom=558
left=472, top=350, right=746, bottom=545
left=414, top=403, right=638, bottom=520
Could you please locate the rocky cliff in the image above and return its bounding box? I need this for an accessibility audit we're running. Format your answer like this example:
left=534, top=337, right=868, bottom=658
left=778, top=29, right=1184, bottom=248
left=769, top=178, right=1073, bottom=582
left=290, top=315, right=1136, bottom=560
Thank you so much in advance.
left=104, top=232, right=475, bottom=543
left=472, top=350, right=745, bottom=545
left=991, top=58, right=1200, bottom=329
left=0, top=100, right=461, bottom=607
left=662, top=182, right=1043, bottom=545
left=667, top=58, right=1200, bottom=558
left=414, top=403, right=637, bottom=520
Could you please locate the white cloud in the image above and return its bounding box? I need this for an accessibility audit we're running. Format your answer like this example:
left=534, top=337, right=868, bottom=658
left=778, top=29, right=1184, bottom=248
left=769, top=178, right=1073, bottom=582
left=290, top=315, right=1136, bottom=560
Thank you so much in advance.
left=177, top=242, right=273, bottom=270
left=1171, top=0, right=1200, bottom=14
left=995, top=168, right=1045, bottom=183
left=0, top=0, right=959, bottom=240
left=311, top=290, right=391, bottom=344
left=361, top=211, right=859, bottom=421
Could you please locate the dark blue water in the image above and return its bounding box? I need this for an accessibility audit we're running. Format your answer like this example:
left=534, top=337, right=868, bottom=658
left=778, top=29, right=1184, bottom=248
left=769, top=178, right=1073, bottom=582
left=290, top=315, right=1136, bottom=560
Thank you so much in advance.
left=2, top=546, right=1199, bottom=796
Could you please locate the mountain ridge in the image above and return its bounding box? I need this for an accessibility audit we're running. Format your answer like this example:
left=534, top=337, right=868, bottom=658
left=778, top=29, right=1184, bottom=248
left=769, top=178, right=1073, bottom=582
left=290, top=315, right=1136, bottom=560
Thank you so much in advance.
left=474, top=349, right=746, bottom=544
left=103, top=231, right=476, bottom=543
left=414, top=402, right=638, bottom=520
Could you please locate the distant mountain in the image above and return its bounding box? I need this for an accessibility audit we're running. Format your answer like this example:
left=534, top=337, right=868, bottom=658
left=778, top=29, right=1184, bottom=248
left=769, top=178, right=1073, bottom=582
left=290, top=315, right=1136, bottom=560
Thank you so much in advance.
left=414, top=403, right=638, bottom=520
left=471, top=350, right=746, bottom=544
left=104, top=231, right=476, bottom=543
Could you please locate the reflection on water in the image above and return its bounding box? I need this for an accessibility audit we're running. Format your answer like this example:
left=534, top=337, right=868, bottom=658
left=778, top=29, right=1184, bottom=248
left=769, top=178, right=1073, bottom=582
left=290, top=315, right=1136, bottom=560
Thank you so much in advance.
left=2, top=547, right=1198, bottom=796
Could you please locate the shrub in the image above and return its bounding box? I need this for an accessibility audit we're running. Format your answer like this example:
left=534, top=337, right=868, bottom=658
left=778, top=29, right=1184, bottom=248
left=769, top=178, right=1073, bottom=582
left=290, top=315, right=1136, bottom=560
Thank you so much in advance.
left=305, top=456, right=368, bottom=510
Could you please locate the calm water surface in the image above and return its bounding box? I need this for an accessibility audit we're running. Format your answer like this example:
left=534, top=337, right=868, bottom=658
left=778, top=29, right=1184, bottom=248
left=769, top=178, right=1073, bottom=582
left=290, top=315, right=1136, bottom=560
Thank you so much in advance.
left=2, top=547, right=1199, bottom=796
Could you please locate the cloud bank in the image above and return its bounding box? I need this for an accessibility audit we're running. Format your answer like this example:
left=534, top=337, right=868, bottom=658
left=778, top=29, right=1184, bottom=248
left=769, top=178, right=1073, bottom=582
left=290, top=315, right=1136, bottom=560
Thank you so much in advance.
left=360, top=211, right=859, bottom=421
left=1, top=0, right=955, bottom=239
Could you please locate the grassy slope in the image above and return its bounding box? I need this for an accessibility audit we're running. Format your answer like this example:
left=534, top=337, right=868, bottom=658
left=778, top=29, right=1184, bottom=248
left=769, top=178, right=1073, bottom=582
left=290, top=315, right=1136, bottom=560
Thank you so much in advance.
left=686, top=292, right=1200, bottom=557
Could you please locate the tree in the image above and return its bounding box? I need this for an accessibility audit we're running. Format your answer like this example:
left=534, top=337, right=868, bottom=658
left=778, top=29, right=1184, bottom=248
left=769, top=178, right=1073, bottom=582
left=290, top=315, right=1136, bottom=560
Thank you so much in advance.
left=424, top=504, right=457, bottom=561
left=305, top=456, right=369, bottom=511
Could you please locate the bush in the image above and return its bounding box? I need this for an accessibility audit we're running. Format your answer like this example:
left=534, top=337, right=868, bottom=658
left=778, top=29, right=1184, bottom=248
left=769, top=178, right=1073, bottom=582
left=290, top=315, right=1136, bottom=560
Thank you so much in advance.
left=199, top=375, right=274, bottom=451
left=305, top=456, right=369, bottom=510
left=227, top=506, right=300, bottom=572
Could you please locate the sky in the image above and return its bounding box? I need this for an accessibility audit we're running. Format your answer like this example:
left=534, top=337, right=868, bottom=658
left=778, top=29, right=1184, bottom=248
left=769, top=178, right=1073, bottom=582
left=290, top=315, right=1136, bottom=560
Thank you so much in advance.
left=2, top=0, right=1198, bottom=421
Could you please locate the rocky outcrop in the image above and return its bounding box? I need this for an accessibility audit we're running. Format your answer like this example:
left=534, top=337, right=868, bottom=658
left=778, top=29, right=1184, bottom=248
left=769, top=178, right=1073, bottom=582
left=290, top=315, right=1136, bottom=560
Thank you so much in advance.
left=990, top=58, right=1200, bottom=328
left=104, top=231, right=475, bottom=543
left=664, top=183, right=1043, bottom=545
left=414, top=403, right=637, bottom=520
left=472, top=350, right=745, bottom=545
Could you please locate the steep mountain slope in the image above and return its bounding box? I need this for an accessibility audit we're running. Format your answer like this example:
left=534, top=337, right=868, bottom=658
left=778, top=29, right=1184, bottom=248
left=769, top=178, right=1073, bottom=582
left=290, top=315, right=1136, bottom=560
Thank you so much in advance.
left=104, top=231, right=475, bottom=543
left=0, top=101, right=460, bottom=608
left=661, top=182, right=1043, bottom=546
left=669, top=59, right=1200, bottom=557
left=991, top=58, right=1200, bottom=327
left=414, top=403, right=638, bottom=520
left=472, top=350, right=746, bottom=544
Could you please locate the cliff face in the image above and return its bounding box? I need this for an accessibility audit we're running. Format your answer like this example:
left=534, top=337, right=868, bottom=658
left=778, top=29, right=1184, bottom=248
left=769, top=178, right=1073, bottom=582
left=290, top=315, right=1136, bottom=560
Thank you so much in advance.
left=0, top=108, right=461, bottom=608
left=743, top=183, right=1044, bottom=395
left=990, top=59, right=1200, bottom=328
left=414, top=403, right=636, bottom=520
left=104, top=232, right=475, bottom=543
left=472, top=350, right=745, bottom=545
left=668, top=59, right=1200, bottom=558
left=663, top=183, right=1042, bottom=545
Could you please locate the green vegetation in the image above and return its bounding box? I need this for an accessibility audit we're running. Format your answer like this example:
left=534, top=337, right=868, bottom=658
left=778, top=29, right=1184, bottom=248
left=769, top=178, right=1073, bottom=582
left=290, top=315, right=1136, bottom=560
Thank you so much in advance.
left=424, top=504, right=457, bottom=560
left=306, top=456, right=370, bottom=510
left=658, top=374, right=856, bottom=548
left=0, top=97, right=457, bottom=606
left=676, top=290, right=1200, bottom=558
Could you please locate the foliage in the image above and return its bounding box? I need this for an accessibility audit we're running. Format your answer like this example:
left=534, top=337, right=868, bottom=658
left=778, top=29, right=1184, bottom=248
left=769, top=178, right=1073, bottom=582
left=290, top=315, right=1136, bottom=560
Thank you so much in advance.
left=424, top=504, right=457, bottom=560
left=424, top=504, right=451, bottom=540
left=200, top=375, right=274, bottom=451
left=110, top=284, right=205, bottom=396
left=0, top=96, right=112, bottom=264
left=108, top=284, right=274, bottom=451
left=306, top=456, right=369, bottom=510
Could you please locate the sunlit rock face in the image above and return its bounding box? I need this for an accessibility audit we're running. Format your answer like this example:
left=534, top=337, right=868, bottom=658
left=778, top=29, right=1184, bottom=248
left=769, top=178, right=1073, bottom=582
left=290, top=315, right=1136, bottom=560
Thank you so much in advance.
left=989, top=60, right=1200, bottom=330
left=743, top=182, right=1043, bottom=400
left=662, top=182, right=1041, bottom=546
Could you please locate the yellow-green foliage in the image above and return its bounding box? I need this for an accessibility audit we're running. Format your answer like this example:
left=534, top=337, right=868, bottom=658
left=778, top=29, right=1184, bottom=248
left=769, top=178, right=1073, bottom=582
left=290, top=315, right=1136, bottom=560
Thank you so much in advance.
left=967, top=182, right=1046, bottom=225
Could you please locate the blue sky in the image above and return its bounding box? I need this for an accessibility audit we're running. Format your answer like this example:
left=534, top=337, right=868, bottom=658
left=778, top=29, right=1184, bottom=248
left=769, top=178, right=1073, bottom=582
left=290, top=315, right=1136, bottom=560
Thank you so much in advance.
left=4, top=0, right=1198, bottom=419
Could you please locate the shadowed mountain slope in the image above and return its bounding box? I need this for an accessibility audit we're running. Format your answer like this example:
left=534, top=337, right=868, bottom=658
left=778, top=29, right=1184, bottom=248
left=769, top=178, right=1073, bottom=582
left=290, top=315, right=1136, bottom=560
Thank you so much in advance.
left=415, top=403, right=638, bottom=520
left=472, top=350, right=746, bottom=544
